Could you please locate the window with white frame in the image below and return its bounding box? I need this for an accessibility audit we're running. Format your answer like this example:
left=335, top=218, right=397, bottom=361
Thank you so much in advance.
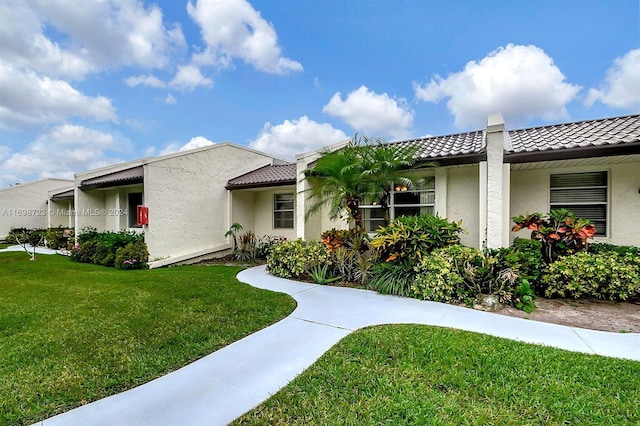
left=274, top=193, right=294, bottom=229
left=362, top=176, right=435, bottom=232
left=549, top=171, right=607, bottom=236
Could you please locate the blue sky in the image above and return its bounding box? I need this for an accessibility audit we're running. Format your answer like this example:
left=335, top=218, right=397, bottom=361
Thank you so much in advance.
left=1, top=0, right=639, bottom=187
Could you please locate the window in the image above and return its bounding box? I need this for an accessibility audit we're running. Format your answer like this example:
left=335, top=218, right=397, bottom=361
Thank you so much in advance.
left=362, top=176, right=435, bottom=232
left=274, top=194, right=294, bottom=229
left=128, top=192, right=143, bottom=228
left=550, top=171, right=607, bottom=236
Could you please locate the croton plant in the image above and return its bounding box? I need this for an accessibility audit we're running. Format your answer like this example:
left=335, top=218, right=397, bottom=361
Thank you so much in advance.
left=512, top=208, right=596, bottom=263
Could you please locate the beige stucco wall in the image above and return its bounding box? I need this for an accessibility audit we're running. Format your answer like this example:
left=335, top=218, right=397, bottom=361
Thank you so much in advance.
left=0, top=179, right=73, bottom=238
left=446, top=165, right=481, bottom=248
left=230, top=187, right=298, bottom=241
left=48, top=199, right=74, bottom=229
left=143, top=144, right=275, bottom=260
left=510, top=160, right=640, bottom=246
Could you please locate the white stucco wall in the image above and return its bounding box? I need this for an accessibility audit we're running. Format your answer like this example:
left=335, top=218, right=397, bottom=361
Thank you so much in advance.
left=0, top=179, right=73, bottom=238
left=143, top=144, right=275, bottom=260
left=510, top=160, right=640, bottom=246
left=446, top=165, right=481, bottom=249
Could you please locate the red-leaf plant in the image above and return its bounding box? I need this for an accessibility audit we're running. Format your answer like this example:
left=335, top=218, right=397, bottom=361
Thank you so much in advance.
left=512, top=209, right=596, bottom=263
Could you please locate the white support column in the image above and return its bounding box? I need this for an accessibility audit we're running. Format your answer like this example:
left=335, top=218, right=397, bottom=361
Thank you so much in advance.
left=435, top=168, right=448, bottom=218
left=485, top=113, right=507, bottom=249
left=502, top=163, right=511, bottom=246
left=479, top=161, right=488, bottom=249
left=295, top=155, right=308, bottom=240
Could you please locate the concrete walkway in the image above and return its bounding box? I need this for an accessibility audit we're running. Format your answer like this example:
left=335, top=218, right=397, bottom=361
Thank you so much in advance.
left=38, top=265, right=640, bottom=426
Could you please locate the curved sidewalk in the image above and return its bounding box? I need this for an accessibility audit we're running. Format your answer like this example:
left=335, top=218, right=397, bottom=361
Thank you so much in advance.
left=38, top=265, right=640, bottom=426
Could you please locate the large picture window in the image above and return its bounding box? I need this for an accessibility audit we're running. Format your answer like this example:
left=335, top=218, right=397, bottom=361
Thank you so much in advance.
left=550, top=171, right=607, bottom=236
left=274, top=193, right=294, bottom=229
left=362, top=176, right=435, bottom=232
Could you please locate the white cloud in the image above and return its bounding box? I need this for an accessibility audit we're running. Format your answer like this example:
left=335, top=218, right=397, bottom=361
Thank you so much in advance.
left=0, top=125, right=128, bottom=186
left=0, top=63, right=117, bottom=128
left=159, top=136, right=215, bottom=156
left=169, top=64, right=214, bottom=91
left=125, top=74, right=166, bottom=88
left=322, top=86, right=414, bottom=139
left=250, top=116, right=348, bottom=159
left=414, top=44, right=581, bottom=128
left=32, top=0, right=186, bottom=71
left=164, top=94, right=178, bottom=105
left=585, top=49, right=640, bottom=109
left=186, top=0, right=302, bottom=74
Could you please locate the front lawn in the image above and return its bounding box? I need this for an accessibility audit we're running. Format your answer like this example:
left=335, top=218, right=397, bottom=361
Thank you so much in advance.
left=0, top=253, right=295, bottom=425
left=235, top=324, right=640, bottom=425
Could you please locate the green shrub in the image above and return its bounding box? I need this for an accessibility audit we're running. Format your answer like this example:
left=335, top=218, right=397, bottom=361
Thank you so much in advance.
left=71, top=228, right=144, bottom=268
left=368, top=261, right=416, bottom=297
left=510, top=238, right=544, bottom=286
left=543, top=252, right=640, bottom=300
left=115, top=241, right=149, bottom=270
left=44, top=227, right=71, bottom=250
left=589, top=242, right=640, bottom=257
left=370, top=214, right=462, bottom=265
left=267, top=239, right=329, bottom=279
left=412, top=248, right=465, bottom=302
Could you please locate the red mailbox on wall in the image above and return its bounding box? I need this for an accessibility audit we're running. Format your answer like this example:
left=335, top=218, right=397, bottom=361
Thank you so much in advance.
left=136, top=205, right=149, bottom=226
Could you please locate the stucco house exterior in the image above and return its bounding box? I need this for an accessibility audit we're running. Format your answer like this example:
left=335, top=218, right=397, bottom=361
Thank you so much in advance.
left=0, top=178, right=73, bottom=239
left=72, top=143, right=290, bottom=267
left=29, top=112, right=639, bottom=267
left=291, top=113, right=640, bottom=249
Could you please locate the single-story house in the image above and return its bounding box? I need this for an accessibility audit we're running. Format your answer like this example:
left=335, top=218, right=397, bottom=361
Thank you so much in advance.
left=72, top=143, right=291, bottom=266
left=34, top=112, right=640, bottom=267
left=0, top=178, right=73, bottom=239
left=248, top=113, right=639, bottom=250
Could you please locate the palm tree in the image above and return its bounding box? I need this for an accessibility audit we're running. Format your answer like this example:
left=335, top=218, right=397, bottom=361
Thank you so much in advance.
left=304, top=134, right=425, bottom=235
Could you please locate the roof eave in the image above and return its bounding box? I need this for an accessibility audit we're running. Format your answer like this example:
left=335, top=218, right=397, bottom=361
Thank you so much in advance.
left=226, top=180, right=296, bottom=191
left=505, top=143, right=640, bottom=164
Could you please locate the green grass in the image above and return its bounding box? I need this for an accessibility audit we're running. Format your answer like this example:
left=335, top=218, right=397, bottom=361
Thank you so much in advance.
left=0, top=243, right=10, bottom=249
left=235, top=325, right=640, bottom=425
left=0, top=253, right=296, bottom=425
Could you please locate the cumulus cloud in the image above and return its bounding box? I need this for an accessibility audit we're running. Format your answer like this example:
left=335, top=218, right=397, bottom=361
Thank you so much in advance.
left=322, top=86, right=414, bottom=139
left=159, top=136, right=215, bottom=156
left=585, top=48, right=640, bottom=110
left=250, top=116, right=348, bottom=159
left=31, top=0, right=186, bottom=71
left=186, top=0, right=302, bottom=74
left=0, top=63, right=117, bottom=128
left=125, top=74, right=166, bottom=88
left=0, top=125, right=129, bottom=186
left=414, top=44, right=581, bottom=128
left=169, top=64, right=214, bottom=91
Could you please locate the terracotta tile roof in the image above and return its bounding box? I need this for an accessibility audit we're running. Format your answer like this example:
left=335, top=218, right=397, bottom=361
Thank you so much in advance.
left=226, top=164, right=296, bottom=189
left=508, top=114, right=640, bottom=153
left=80, top=166, right=144, bottom=189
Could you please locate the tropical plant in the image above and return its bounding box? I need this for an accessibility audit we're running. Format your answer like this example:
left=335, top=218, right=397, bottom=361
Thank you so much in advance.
left=225, top=223, right=244, bottom=252
left=369, top=261, right=416, bottom=297
left=512, top=209, right=596, bottom=263
left=309, top=263, right=341, bottom=285
left=304, top=134, right=424, bottom=235
left=513, top=280, right=536, bottom=313
left=370, top=214, right=463, bottom=265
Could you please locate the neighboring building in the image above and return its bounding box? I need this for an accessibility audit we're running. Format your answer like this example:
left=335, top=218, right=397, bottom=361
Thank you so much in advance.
left=37, top=112, right=640, bottom=266
left=0, top=178, right=73, bottom=239
left=72, top=143, right=289, bottom=267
